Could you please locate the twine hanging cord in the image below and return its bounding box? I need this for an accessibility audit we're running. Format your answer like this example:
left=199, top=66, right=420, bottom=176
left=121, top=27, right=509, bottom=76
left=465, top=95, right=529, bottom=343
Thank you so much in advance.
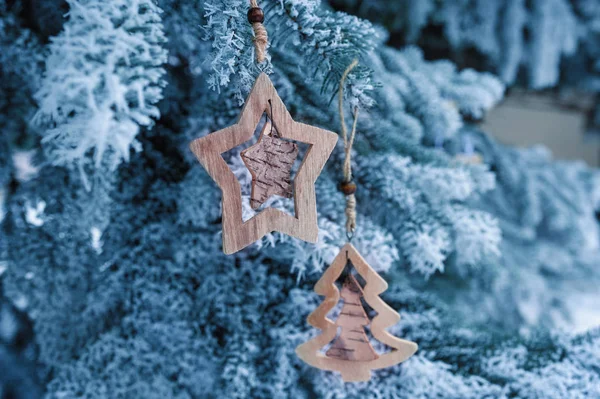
left=248, top=0, right=268, bottom=63
left=339, top=60, right=360, bottom=238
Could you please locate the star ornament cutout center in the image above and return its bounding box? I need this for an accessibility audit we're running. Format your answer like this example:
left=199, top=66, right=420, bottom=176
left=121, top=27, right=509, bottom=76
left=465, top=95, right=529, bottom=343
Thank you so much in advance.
left=241, top=121, right=299, bottom=210
left=189, top=73, right=338, bottom=255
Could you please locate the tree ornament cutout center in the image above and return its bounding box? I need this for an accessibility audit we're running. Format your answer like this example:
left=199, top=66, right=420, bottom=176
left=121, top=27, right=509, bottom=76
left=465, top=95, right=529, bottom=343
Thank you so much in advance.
left=326, top=274, right=379, bottom=362
left=296, top=243, right=418, bottom=382
left=241, top=121, right=299, bottom=209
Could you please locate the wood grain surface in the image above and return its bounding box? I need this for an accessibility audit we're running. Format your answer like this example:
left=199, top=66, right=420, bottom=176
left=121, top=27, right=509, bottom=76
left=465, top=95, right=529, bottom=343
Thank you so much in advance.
left=189, top=73, right=338, bottom=254
left=296, top=243, right=418, bottom=382
left=241, top=122, right=299, bottom=209
left=325, top=274, right=379, bottom=362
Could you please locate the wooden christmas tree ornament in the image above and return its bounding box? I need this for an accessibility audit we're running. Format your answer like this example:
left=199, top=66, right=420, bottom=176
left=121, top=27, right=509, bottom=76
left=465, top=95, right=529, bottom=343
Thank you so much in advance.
left=295, top=243, right=418, bottom=382
left=189, top=73, right=338, bottom=254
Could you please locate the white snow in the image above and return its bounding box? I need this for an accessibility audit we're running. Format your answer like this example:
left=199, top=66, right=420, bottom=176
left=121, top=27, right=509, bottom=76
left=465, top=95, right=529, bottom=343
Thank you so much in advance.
left=25, top=200, right=46, bottom=227
left=91, top=226, right=103, bottom=254
left=0, top=305, right=18, bottom=341
left=0, top=188, right=5, bottom=223
left=13, top=150, right=39, bottom=182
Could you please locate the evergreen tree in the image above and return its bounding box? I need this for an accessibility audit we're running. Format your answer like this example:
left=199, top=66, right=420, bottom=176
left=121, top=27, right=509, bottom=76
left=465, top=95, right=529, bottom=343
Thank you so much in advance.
left=0, top=0, right=599, bottom=398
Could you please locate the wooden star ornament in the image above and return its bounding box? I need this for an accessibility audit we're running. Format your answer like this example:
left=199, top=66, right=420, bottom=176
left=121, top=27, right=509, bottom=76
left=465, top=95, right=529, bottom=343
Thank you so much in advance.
left=189, top=73, right=338, bottom=254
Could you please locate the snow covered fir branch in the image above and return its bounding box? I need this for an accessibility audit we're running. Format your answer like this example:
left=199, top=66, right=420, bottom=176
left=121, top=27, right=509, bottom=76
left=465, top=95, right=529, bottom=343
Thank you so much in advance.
left=0, top=0, right=599, bottom=398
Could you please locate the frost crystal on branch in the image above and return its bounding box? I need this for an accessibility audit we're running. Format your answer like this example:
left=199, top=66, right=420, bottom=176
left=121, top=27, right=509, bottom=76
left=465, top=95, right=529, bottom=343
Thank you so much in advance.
left=332, top=0, right=593, bottom=90
left=33, top=0, right=167, bottom=172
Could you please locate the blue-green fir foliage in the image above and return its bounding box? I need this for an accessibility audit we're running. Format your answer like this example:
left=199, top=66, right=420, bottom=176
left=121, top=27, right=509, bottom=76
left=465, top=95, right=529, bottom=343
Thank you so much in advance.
left=1, top=0, right=599, bottom=398
left=331, top=0, right=599, bottom=90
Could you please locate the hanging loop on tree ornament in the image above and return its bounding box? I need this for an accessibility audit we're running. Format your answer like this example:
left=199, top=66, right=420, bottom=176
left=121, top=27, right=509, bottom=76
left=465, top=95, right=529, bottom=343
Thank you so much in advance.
left=338, top=60, right=360, bottom=238
left=248, top=0, right=268, bottom=63
left=345, top=229, right=354, bottom=243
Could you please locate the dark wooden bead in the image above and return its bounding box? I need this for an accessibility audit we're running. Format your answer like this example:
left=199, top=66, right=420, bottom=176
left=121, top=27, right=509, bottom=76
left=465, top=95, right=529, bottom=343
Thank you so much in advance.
left=340, top=181, right=357, bottom=195
left=247, top=7, right=264, bottom=24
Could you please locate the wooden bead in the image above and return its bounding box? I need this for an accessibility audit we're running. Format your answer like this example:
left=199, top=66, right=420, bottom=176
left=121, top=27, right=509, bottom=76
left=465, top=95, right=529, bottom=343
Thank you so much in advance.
left=247, top=7, right=264, bottom=24
left=340, top=181, right=357, bottom=195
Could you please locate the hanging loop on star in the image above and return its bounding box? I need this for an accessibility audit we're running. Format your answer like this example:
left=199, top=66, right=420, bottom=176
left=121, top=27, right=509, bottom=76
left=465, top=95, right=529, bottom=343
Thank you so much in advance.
left=248, top=0, right=268, bottom=63
left=267, top=98, right=278, bottom=137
